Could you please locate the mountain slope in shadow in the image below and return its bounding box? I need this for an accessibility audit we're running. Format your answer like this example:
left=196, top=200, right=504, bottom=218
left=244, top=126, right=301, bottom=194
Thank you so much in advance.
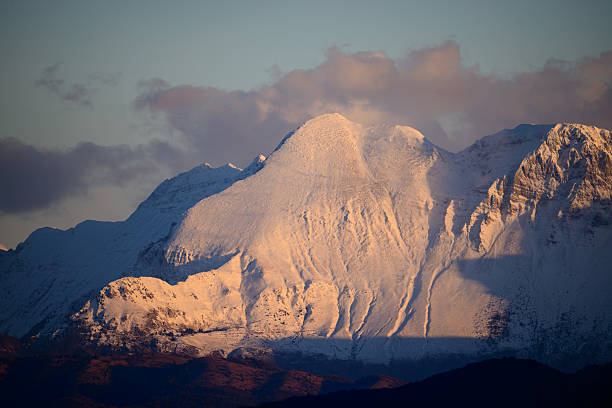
left=0, top=335, right=405, bottom=408
left=261, top=357, right=612, bottom=408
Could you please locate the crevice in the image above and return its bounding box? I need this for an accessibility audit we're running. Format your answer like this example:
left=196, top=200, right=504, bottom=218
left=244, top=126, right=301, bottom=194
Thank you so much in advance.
left=352, top=293, right=376, bottom=341
left=423, top=263, right=452, bottom=339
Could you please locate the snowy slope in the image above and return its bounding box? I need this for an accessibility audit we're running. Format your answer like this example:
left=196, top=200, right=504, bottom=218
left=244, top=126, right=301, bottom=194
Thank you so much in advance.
left=1, top=114, right=611, bottom=371
left=0, top=159, right=261, bottom=337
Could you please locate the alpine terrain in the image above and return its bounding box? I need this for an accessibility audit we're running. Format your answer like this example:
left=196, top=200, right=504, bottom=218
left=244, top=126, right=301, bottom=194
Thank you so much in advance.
left=1, top=113, right=611, bottom=375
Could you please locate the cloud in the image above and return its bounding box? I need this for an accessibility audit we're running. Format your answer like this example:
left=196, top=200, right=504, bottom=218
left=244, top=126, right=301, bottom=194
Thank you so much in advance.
left=134, top=78, right=293, bottom=166
left=0, top=243, right=7, bottom=251
left=35, top=63, right=120, bottom=108
left=0, top=137, right=184, bottom=214
left=7, top=43, right=611, bottom=215
left=135, top=42, right=612, bottom=160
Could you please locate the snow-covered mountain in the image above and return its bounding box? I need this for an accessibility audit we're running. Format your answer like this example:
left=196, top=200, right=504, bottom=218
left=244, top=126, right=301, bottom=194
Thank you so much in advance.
left=1, top=114, right=611, bottom=372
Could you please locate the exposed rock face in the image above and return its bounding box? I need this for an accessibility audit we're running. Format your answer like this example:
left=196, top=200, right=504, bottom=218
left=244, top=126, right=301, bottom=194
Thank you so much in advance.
left=1, top=114, right=611, bottom=372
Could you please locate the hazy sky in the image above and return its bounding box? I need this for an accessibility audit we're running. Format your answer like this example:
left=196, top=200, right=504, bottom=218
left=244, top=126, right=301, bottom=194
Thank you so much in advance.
left=1, top=0, right=611, bottom=249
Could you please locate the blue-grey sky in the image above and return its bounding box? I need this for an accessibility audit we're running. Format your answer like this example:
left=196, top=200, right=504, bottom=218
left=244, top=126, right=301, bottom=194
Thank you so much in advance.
left=1, top=0, right=611, bottom=249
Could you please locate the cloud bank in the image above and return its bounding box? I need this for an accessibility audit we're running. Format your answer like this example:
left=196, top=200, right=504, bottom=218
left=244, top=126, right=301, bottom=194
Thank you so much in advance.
left=0, top=137, right=183, bottom=214
left=136, top=41, right=612, bottom=164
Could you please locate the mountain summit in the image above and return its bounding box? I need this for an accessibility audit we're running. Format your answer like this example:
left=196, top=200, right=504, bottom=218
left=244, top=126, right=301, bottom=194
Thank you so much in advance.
left=1, top=114, right=611, bottom=373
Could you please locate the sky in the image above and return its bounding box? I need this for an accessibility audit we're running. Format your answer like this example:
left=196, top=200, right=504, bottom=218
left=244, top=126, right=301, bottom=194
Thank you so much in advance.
left=1, top=0, right=611, bottom=249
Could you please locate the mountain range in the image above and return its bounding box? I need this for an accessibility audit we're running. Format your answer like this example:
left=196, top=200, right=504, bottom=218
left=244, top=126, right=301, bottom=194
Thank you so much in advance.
left=1, top=113, right=611, bottom=377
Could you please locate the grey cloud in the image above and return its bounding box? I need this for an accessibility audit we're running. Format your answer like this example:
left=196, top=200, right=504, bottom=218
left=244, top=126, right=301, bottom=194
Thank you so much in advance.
left=35, top=63, right=120, bottom=108
left=134, top=80, right=292, bottom=166
left=0, top=137, right=185, bottom=214
left=134, top=42, right=612, bottom=162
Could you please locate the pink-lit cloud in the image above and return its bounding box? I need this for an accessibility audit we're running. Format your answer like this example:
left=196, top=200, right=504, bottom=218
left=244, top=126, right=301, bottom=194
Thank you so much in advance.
left=135, top=41, right=612, bottom=164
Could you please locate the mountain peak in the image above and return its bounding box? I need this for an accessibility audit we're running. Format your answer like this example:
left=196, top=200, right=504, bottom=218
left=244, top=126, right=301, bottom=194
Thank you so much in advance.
left=270, top=114, right=434, bottom=165
left=548, top=122, right=611, bottom=148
